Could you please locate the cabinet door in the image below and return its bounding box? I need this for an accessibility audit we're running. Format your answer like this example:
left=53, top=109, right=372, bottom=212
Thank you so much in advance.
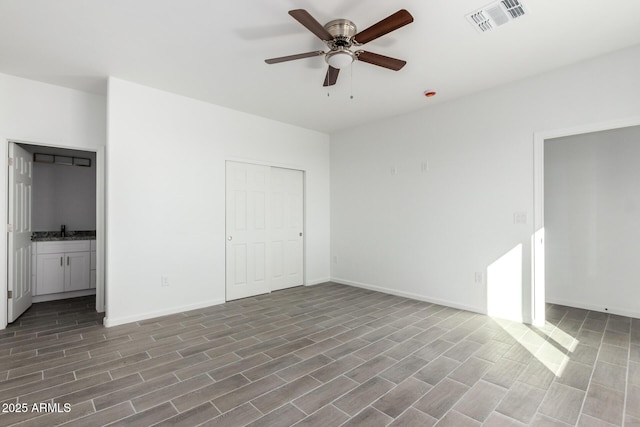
left=36, top=253, right=65, bottom=295
left=65, top=252, right=91, bottom=291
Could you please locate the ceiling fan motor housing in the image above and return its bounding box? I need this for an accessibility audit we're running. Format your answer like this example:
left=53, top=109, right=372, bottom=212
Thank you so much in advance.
left=324, top=19, right=357, bottom=47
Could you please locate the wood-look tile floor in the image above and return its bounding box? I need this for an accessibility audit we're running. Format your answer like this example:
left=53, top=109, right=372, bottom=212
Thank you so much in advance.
left=0, top=283, right=638, bottom=426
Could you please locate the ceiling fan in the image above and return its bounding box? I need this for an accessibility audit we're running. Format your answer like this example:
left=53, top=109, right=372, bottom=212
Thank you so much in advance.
left=265, top=9, right=414, bottom=87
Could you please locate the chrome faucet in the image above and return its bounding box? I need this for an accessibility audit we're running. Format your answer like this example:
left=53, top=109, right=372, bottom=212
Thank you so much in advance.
left=61, top=224, right=66, bottom=237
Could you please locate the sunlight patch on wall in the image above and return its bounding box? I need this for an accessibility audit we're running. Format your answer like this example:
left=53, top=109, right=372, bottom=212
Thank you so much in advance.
left=487, top=244, right=523, bottom=322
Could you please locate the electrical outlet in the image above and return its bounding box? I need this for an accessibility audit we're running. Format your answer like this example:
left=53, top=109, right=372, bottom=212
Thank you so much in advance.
left=474, top=272, right=484, bottom=283
left=161, top=276, right=169, bottom=287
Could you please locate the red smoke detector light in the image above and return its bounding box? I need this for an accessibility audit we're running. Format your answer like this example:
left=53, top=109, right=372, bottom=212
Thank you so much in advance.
left=424, top=90, right=437, bottom=97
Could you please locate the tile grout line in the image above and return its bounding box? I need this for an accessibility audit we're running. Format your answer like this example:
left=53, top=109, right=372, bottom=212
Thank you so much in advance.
left=621, top=325, right=632, bottom=427
left=517, top=307, right=571, bottom=426
left=572, top=311, right=613, bottom=426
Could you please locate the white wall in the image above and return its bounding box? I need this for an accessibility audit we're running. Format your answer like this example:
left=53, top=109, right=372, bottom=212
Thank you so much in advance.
left=0, top=73, right=106, bottom=147
left=106, top=78, right=330, bottom=327
left=545, top=125, right=640, bottom=318
left=330, top=44, right=640, bottom=322
left=0, top=73, right=106, bottom=329
left=29, top=148, right=97, bottom=231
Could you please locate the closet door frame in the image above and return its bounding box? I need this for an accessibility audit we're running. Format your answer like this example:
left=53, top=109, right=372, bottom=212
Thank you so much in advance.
left=225, top=161, right=305, bottom=301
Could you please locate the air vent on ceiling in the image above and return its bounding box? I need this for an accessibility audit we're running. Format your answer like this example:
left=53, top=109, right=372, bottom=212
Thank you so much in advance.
left=466, top=0, right=527, bottom=33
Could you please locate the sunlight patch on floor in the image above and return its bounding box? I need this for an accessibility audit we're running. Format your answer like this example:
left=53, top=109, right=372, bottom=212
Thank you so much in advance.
left=487, top=242, right=577, bottom=377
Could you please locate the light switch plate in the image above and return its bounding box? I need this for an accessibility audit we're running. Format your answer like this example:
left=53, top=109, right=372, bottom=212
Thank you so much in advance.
left=514, top=212, right=527, bottom=224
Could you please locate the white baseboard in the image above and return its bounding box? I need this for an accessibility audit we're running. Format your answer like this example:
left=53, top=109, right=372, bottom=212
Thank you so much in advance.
left=103, top=298, right=226, bottom=327
left=33, top=289, right=96, bottom=303
left=330, top=277, right=486, bottom=315
left=305, top=278, right=331, bottom=286
left=546, top=297, right=640, bottom=319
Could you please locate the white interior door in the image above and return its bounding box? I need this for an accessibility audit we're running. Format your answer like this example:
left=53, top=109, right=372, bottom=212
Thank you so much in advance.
left=8, top=143, right=33, bottom=322
left=271, top=167, right=304, bottom=291
left=225, top=161, right=271, bottom=300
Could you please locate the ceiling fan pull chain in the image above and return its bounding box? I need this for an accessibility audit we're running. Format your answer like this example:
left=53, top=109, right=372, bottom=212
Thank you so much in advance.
left=350, top=63, right=354, bottom=99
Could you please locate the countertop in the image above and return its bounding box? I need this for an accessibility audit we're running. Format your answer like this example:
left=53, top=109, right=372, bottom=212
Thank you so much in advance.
left=31, top=231, right=96, bottom=242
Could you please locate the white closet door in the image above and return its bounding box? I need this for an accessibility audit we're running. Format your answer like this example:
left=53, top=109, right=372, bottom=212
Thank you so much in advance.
left=225, top=161, right=270, bottom=300
left=8, top=143, right=33, bottom=322
left=271, top=167, right=304, bottom=291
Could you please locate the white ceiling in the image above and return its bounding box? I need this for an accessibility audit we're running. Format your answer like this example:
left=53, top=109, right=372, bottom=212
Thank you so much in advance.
left=1, top=0, right=640, bottom=133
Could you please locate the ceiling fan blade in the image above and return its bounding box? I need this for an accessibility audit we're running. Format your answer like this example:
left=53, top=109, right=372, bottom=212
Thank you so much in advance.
left=356, top=51, right=407, bottom=71
left=289, top=9, right=333, bottom=41
left=265, top=51, right=325, bottom=64
left=323, top=66, right=340, bottom=86
left=353, top=9, right=414, bottom=45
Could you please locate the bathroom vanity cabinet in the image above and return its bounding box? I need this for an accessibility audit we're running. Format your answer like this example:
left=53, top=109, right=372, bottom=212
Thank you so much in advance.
left=33, top=240, right=94, bottom=296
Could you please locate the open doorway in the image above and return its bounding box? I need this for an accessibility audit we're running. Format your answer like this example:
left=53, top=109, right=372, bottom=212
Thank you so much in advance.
left=532, top=117, right=640, bottom=325
left=6, top=141, right=104, bottom=323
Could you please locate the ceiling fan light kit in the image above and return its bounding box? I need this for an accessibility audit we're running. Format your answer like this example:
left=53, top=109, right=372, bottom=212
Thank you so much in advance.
left=265, top=9, right=414, bottom=87
left=326, top=49, right=355, bottom=69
